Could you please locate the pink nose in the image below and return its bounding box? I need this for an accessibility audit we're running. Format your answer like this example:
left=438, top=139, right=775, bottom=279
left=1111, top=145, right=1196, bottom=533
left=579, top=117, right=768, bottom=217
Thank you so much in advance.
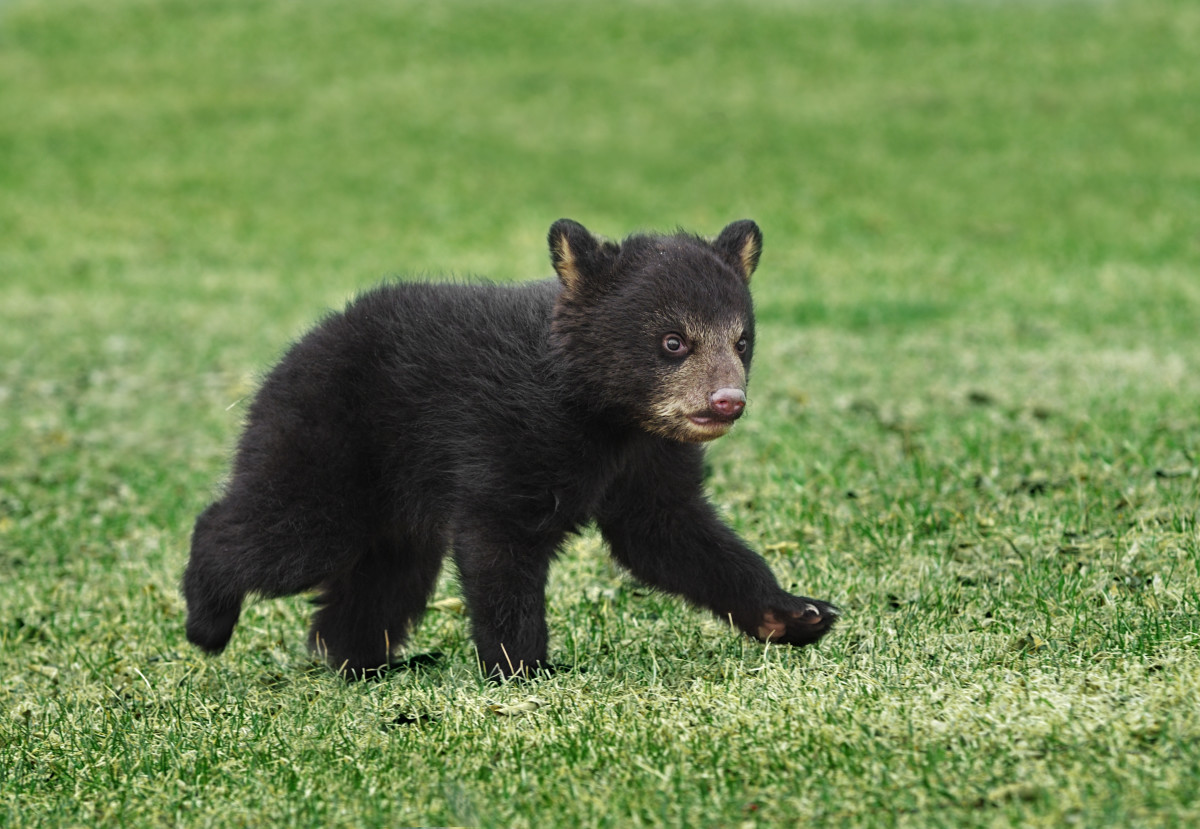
left=709, top=388, right=746, bottom=419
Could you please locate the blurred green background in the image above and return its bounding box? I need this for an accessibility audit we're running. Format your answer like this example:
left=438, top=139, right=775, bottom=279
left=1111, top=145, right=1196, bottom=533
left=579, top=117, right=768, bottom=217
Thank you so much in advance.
left=2, top=1, right=1198, bottom=826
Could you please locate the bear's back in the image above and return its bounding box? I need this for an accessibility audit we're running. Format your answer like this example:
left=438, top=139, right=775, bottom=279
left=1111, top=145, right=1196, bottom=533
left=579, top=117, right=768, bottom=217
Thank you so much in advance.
left=345, top=278, right=562, bottom=422
left=240, top=278, right=587, bottom=520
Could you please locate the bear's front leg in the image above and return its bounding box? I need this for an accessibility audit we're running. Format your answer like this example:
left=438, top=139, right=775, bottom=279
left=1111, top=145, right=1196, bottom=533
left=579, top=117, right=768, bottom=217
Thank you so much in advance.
left=596, top=441, right=839, bottom=649
left=604, top=507, right=841, bottom=649
left=452, top=520, right=558, bottom=679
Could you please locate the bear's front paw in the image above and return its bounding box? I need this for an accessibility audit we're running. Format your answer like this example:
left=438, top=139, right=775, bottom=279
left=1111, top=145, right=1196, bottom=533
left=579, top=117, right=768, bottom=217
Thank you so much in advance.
left=754, top=597, right=839, bottom=646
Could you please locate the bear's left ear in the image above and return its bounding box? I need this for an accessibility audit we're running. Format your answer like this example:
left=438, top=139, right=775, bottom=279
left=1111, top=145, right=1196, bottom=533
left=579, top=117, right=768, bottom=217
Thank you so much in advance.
left=712, top=220, right=763, bottom=283
left=549, top=218, right=609, bottom=294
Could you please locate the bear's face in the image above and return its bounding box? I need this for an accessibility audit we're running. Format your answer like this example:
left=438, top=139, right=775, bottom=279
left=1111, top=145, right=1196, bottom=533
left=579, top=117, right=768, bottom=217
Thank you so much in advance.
left=548, top=220, right=761, bottom=444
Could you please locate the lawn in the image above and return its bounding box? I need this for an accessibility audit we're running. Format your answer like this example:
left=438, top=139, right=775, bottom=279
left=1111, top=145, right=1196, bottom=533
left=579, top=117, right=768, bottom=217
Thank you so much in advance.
left=2, top=0, right=1199, bottom=825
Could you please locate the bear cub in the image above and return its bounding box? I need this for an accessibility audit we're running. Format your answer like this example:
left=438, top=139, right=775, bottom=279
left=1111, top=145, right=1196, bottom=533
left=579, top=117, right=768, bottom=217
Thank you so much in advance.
left=184, top=219, right=838, bottom=678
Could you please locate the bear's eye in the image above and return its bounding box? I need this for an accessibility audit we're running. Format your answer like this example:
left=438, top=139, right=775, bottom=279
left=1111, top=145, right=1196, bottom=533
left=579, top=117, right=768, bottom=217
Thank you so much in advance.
left=661, top=333, right=689, bottom=357
left=735, top=336, right=748, bottom=354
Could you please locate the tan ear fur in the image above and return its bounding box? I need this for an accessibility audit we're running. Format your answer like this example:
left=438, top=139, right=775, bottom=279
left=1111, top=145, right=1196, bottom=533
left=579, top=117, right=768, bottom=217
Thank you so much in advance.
left=549, top=219, right=600, bottom=294
left=551, top=232, right=583, bottom=293
left=712, top=220, right=763, bottom=284
left=736, top=234, right=761, bottom=282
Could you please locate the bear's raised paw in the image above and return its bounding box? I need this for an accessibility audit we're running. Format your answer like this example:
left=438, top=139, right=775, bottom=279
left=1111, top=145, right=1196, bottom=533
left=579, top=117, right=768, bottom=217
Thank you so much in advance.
left=755, top=598, right=840, bottom=646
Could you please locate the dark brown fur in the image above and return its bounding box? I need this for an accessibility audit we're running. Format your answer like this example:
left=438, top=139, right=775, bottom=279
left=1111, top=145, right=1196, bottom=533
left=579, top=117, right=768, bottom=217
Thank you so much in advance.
left=183, top=220, right=837, bottom=679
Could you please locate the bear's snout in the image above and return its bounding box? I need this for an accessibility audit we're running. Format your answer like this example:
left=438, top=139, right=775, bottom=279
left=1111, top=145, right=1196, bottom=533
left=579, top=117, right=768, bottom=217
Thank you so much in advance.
left=708, top=388, right=746, bottom=420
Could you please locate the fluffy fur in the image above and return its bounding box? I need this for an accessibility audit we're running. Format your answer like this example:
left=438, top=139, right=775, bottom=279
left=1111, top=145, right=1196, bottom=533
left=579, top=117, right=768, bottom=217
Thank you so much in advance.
left=183, top=219, right=838, bottom=678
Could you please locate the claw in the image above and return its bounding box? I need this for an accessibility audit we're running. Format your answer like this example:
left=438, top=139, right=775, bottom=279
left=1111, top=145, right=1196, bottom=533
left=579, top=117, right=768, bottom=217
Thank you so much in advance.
left=752, top=599, right=839, bottom=645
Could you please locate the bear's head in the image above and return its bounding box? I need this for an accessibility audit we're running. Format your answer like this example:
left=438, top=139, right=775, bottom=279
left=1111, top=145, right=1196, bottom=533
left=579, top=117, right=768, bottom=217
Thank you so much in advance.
left=548, top=219, right=761, bottom=443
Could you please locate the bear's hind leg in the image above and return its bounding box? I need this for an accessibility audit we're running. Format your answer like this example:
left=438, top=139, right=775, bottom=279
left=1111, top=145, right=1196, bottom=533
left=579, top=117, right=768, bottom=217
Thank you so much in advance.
left=184, top=501, right=251, bottom=653
left=308, top=531, right=445, bottom=679
left=184, top=493, right=371, bottom=656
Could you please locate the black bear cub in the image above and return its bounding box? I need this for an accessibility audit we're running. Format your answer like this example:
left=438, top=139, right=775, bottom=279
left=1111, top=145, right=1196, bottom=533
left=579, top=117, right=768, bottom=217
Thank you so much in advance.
left=184, top=219, right=838, bottom=678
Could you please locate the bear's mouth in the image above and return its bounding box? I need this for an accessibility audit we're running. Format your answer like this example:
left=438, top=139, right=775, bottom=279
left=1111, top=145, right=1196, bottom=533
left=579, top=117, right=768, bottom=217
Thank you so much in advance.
left=686, top=411, right=736, bottom=437
left=649, top=407, right=742, bottom=443
left=689, top=409, right=739, bottom=425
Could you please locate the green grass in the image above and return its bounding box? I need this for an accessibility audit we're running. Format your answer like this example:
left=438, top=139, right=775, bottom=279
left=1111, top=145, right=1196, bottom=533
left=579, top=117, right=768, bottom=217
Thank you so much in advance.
left=2, top=0, right=1199, bottom=825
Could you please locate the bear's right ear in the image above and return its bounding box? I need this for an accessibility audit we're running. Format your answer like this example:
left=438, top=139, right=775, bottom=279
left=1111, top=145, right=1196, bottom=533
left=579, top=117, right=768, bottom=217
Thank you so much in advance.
left=712, top=220, right=763, bottom=284
left=549, top=219, right=606, bottom=294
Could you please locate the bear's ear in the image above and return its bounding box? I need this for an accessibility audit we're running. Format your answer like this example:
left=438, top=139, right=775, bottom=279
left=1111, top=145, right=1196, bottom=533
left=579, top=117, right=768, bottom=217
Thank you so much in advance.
left=712, top=220, right=763, bottom=283
left=549, top=219, right=606, bottom=293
